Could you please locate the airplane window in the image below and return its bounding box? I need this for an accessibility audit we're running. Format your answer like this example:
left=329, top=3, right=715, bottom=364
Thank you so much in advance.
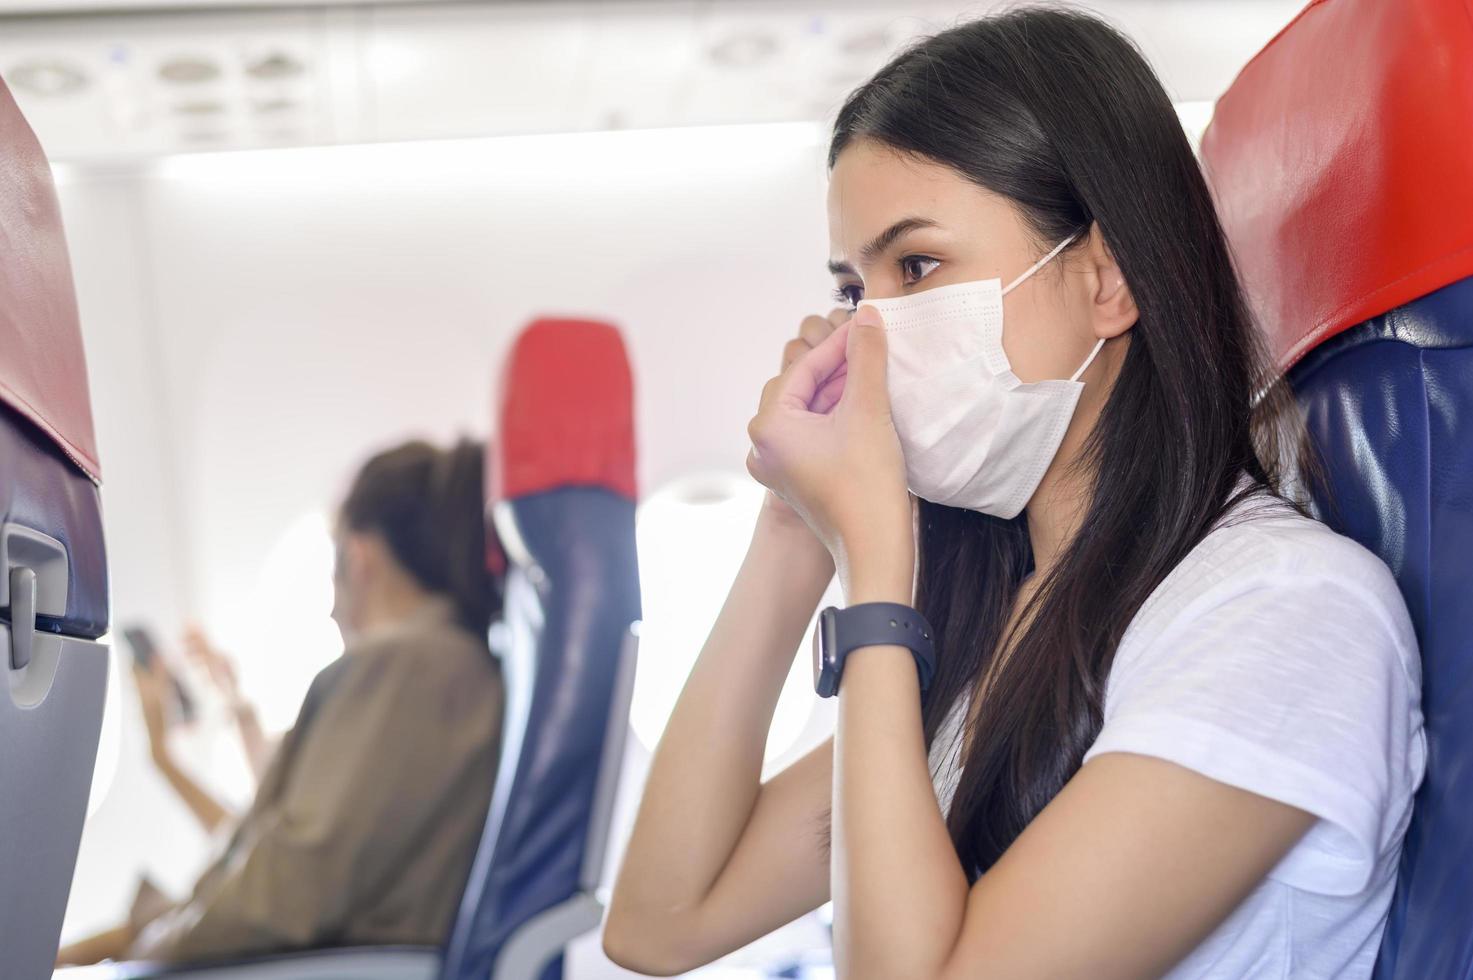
left=634, top=473, right=823, bottom=767
left=226, top=510, right=343, bottom=734
left=83, top=646, right=122, bottom=818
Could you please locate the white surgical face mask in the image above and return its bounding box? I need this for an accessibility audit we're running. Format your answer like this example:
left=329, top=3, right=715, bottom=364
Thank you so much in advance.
left=856, top=232, right=1104, bottom=518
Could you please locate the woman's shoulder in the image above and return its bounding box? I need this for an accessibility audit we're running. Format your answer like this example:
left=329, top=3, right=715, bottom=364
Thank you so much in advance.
left=1208, top=489, right=1398, bottom=586
left=1124, top=485, right=1416, bottom=674
left=1091, top=486, right=1425, bottom=899
left=340, top=612, right=499, bottom=692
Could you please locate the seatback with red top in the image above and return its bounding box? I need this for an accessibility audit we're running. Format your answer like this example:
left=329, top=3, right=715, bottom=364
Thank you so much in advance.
left=0, top=76, right=111, bottom=976
left=1201, top=1, right=1473, bottom=975
left=440, top=317, right=641, bottom=980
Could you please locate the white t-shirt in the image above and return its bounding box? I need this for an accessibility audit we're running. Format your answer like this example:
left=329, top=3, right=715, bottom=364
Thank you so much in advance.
left=929, top=488, right=1426, bottom=979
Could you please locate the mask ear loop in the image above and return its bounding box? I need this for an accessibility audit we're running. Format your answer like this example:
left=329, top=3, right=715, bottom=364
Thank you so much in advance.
left=1069, top=337, right=1108, bottom=383
left=1001, top=229, right=1105, bottom=383
left=1002, top=230, right=1081, bottom=295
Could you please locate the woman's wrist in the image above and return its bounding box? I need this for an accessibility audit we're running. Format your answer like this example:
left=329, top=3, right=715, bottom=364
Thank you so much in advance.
left=847, top=579, right=914, bottom=606
left=150, top=743, right=178, bottom=775
left=837, top=516, right=915, bottom=605
left=753, top=501, right=835, bottom=571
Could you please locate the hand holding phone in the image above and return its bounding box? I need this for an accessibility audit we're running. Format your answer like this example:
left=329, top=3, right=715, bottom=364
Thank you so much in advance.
left=120, top=623, right=197, bottom=724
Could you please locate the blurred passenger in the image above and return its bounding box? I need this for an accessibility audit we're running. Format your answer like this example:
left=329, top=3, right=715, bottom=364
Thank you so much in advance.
left=58, top=438, right=505, bottom=967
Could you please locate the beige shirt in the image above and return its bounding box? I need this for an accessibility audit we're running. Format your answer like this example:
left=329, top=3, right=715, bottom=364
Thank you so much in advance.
left=131, top=598, right=503, bottom=964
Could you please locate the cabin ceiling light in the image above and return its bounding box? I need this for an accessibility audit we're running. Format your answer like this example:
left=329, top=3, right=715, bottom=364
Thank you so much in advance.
left=7, top=60, right=89, bottom=97
left=245, top=52, right=304, bottom=81
left=840, top=26, right=892, bottom=55
left=179, top=128, right=228, bottom=144
left=709, top=31, right=779, bottom=68
left=174, top=99, right=227, bottom=116
left=252, top=97, right=299, bottom=115
left=159, top=56, right=222, bottom=84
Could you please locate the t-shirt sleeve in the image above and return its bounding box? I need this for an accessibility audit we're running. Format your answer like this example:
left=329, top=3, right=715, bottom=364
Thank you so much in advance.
left=1081, top=535, right=1423, bottom=897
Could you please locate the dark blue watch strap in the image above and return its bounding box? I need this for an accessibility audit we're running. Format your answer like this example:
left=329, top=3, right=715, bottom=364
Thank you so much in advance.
left=819, top=601, right=936, bottom=696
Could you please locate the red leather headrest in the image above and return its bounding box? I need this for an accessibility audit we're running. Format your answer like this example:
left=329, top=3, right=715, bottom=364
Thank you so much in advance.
left=493, top=317, right=636, bottom=503
left=1201, top=0, right=1473, bottom=372
left=0, top=79, right=100, bottom=482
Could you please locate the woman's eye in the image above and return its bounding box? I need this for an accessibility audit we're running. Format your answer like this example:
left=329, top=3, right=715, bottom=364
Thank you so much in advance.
left=901, top=255, right=941, bottom=286
left=832, top=283, right=863, bottom=309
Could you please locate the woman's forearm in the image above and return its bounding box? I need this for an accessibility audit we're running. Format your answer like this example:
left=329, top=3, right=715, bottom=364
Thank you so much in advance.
left=55, top=923, right=135, bottom=966
left=232, top=702, right=274, bottom=782
left=154, top=751, right=232, bottom=834
left=831, top=558, right=971, bottom=979
left=610, top=514, right=833, bottom=924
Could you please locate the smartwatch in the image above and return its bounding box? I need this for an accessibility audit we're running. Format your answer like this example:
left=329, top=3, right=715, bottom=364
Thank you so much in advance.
left=812, top=602, right=936, bottom=698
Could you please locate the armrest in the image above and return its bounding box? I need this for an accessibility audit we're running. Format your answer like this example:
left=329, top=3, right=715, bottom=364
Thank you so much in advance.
left=56, top=946, right=441, bottom=980
left=493, top=892, right=602, bottom=980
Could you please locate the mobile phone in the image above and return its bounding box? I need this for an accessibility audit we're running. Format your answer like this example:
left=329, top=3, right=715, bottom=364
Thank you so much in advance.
left=121, top=625, right=159, bottom=669
left=120, top=623, right=197, bottom=723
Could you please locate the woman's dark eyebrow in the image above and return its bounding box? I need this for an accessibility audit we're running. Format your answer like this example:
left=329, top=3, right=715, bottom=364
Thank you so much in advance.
left=827, top=216, right=940, bottom=276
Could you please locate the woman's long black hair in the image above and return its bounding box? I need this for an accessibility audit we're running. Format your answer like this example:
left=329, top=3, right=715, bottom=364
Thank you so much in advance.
left=829, top=7, right=1299, bottom=877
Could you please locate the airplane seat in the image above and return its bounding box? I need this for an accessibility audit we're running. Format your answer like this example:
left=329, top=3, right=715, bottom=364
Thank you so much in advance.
left=441, top=315, right=641, bottom=980
left=1200, top=1, right=1473, bottom=976
left=0, top=77, right=113, bottom=977
left=79, top=317, right=640, bottom=980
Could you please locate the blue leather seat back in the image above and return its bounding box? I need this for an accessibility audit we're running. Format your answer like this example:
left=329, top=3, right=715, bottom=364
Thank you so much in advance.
left=1, top=403, right=109, bottom=638
left=440, top=487, right=640, bottom=980
left=1290, top=277, right=1473, bottom=979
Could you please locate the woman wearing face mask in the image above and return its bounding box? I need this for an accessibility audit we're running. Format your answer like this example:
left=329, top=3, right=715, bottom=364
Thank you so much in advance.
left=58, top=439, right=505, bottom=968
left=605, top=9, right=1423, bottom=980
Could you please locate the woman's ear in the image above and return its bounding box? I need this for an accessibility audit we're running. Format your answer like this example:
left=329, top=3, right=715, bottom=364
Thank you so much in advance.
left=339, top=531, right=377, bottom=589
left=1084, top=222, right=1138, bottom=340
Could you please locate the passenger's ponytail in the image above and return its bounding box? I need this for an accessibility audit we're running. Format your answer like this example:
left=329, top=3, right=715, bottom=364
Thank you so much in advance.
left=427, top=438, right=502, bottom=635
left=341, top=438, right=503, bottom=635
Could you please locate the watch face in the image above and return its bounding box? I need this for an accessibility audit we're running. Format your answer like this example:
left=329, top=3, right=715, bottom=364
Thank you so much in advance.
left=813, top=606, right=839, bottom=698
